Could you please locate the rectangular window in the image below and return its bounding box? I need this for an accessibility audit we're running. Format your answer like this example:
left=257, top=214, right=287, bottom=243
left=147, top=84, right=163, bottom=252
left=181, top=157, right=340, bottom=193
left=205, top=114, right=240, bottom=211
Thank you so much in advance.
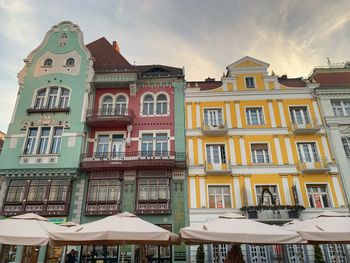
left=47, top=87, right=58, bottom=109
left=6, top=180, right=26, bottom=202
left=156, top=133, right=168, bottom=156
left=141, top=134, right=154, bottom=156
left=138, top=178, right=170, bottom=201
left=96, top=135, right=109, bottom=157
left=245, top=77, right=256, bottom=88
left=251, top=143, right=270, bottom=163
left=48, top=180, right=69, bottom=202
left=88, top=179, right=121, bottom=203
left=290, top=107, right=310, bottom=125
left=50, top=128, right=63, bottom=154
left=37, top=127, right=50, bottom=154
left=255, top=185, right=279, bottom=205
left=27, top=180, right=47, bottom=202
left=206, top=145, right=226, bottom=164
left=208, top=185, right=231, bottom=208
left=34, top=90, right=46, bottom=109
left=331, top=100, right=350, bottom=116
left=204, top=109, right=223, bottom=127
left=246, top=107, right=264, bottom=125
left=24, top=128, right=38, bottom=155
left=342, top=137, right=350, bottom=158
left=297, top=142, right=319, bottom=162
left=307, top=185, right=331, bottom=208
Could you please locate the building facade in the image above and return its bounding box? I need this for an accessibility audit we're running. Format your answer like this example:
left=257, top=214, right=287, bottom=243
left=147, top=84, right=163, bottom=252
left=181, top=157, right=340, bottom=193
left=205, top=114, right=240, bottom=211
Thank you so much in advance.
left=185, top=56, right=348, bottom=262
left=311, top=64, right=350, bottom=204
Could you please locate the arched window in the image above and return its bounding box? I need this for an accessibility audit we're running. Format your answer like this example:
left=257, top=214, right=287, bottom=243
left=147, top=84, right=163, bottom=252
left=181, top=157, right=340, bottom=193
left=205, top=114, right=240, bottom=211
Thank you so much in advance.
left=143, top=95, right=154, bottom=115
left=34, top=89, right=47, bottom=109
left=66, top=58, right=75, bottom=66
left=47, top=87, right=58, bottom=109
left=43, top=59, right=53, bottom=67
left=59, top=88, right=70, bottom=108
left=116, top=96, right=127, bottom=115
left=101, top=96, right=113, bottom=116
left=156, top=94, right=168, bottom=115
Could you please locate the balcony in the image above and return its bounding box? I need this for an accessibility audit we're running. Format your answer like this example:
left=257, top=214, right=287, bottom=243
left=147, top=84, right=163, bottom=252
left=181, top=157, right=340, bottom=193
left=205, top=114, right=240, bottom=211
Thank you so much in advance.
left=85, top=201, right=121, bottom=216
left=86, top=107, right=135, bottom=128
left=27, top=106, right=70, bottom=114
left=2, top=201, right=70, bottom=217
left=135, top=200, right=171, bottom=215
left=202, top=120, right=228, bottom=136
left=80, top=151, right=186, bottom=171
left=291, top=120, right=320, bottom=135
left=241, top=205, right=304, bottom=223
left=204, top=162, right=232, bottom=175
left=298, top=159, right=331, bottom=174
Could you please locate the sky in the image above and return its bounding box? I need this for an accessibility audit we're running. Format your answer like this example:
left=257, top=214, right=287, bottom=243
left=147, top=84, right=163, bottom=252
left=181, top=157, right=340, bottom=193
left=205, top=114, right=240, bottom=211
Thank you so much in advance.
left=0, top=0, right=350, bottom=132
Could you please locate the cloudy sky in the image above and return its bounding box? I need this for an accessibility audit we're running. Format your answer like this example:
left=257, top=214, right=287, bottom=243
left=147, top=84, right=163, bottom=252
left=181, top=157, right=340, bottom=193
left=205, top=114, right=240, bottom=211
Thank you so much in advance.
left=0, top=0, right=350, bottom=132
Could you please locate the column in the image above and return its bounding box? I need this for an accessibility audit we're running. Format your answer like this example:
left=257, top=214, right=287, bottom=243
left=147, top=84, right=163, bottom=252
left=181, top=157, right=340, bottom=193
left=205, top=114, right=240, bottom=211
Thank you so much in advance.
left=229, top=137, right=237, bottom=165
left=281, top=176, right=292, bottom=205
left=197, top=138, right=203, bottom=165
left=244, top=176, right=253, bottom=206
left=233, top=175, right=242, bottom=208
left=332, top=175, right=345, bottom=207
left=188, top=138, right=194, bottom=165
left=268, top=100, right=277, bottom=127
left=225, top=102, right=232, bottom=128
left=284, top=136, right=294, bottom=164
left=274, top=136, right=283, bottom=165
left=196, top=102, right=201, bottom=128
left=187, top=103, right=192, bottom=129
left=277, top=99, right=286, bottom=127
left=292, top=176, right=304, bottom=206
left=235, top=101, right=242, bottom=128
left=312, top=99, right=322, bottom=125
left=321, top=135, right=331, bottom=162
left=199, top=177, right=206, bottom=208
left=189, top=177, right=197, bottom=208
left=81, top=90, right=89, bottom=122
left=239, top=136, right=247, bottom=165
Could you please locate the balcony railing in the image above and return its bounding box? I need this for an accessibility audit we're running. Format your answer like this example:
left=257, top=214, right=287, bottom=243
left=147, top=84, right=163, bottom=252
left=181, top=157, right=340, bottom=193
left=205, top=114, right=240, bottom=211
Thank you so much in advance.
left=298, top=159, right=331, bottom=174
left=291, top=120, right=320, bottom=135
left=2, top=201, right=70, bottom=216
left=27, top=106, right=70, bottom=113
left=86, top=107, right=135, bottom=128
left=81, top=151, right=186, bottom=171
left=202, top=120, right=228, bottom=136
left=204, top=162, right=232, bottom=174
left=85, top=201, right=121, bottom=216
left=135, top=200, right=171, bottom=215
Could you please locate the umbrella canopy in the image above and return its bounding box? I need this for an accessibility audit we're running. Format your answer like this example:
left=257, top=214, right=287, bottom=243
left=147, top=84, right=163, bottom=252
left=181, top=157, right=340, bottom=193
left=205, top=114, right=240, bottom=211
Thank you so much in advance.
left=282, top=211, right=350, bottom=243
left=0, top=213, right=63, bottom=246
left=50, top=212, right=178, bottom=246
left=180, top=213, right=303, bottom=244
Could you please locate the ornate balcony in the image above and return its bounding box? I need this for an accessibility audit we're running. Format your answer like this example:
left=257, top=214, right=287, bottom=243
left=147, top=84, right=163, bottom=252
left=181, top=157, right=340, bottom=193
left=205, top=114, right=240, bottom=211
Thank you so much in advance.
left=2, top=201, right=70, bottom=217
left=85, top=201, right=121, bottom=216
left=86, top=107, right=135, bottom=128
left=135, top=200, right=171, bottom=215
left=291, top=120, right=320, bottom=135
left=204, top=162, right=232, bottom=175
left=80, top=151, right=186, bottom=171
left=298, top=159, right=331, bottom=174
left=202, top=120, right=228, bottom=136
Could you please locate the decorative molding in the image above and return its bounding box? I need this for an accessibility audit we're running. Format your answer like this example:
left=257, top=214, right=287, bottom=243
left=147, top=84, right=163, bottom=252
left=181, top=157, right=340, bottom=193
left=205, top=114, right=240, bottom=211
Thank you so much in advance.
left=22, top=115, right=71, bottom=129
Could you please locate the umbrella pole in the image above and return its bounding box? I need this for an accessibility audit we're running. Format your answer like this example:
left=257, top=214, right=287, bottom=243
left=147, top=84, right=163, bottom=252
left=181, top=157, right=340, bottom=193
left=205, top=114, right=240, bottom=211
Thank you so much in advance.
left=331, top=243, right=340, bottom=263
left=121, top=245, right=125, bottom=263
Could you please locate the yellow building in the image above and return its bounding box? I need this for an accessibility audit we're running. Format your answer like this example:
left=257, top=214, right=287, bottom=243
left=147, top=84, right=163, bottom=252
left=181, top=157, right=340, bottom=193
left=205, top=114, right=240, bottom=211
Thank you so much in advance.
left=185, top=56, right=348, bottom=262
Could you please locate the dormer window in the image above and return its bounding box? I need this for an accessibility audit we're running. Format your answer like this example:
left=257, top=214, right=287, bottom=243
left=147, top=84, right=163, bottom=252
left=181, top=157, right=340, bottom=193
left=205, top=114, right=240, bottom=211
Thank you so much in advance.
left=43, top=59, right=53, bottom=67
left=245, top=77, right=255, bottom=88
left=65, top=58, right=75, bottom=66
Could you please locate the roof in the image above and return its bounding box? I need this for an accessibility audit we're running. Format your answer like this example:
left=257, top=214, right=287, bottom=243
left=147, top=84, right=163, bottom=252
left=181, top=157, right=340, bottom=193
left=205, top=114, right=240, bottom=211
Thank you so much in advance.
left=137, top=65, right=183, bottom=77
left=278, top=76, right=307, bottom=87
left=311, top=71, right=350, bottom=87
left=187, top=80, right=222, bottom=91
left=86, top=37, right=133, bottom=72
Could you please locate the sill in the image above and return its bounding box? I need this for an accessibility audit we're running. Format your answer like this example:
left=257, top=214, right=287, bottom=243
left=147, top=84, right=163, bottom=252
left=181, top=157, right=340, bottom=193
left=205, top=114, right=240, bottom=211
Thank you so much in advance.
left=140, top=114, right=170, bottom=117
left=27, top=107, right=70, bottom=113
left=41, top=66, right=53, bottom=69
left=63, top=65, right=75, bottom=67
left=21, top=154, right=60, bottom=157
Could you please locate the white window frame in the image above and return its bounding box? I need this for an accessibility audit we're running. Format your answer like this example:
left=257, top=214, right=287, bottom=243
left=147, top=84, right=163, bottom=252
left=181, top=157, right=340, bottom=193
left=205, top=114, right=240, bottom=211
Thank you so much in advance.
left=207, top=184, right=233, bottom=209
left=140, top=92, right=170, bottom=117
left=138, top=130, right=171, bottom=155
left=93, top=132, right=126, bottom=154
left=203, top=107, right=224, bottom=127
left=305, top=184, right=332, bottom=208
left=50, top=127, right=63, bottom=154
left=254, top=184, right=281, bottom=206
left=245, top=107, right=265, bottom=125
left=245, top=76, right=256, bottom=88
left=250, top=142, right=271, bottom=164
left=289, top=105, right=311, bottom=125
left=155, top=93, right=169, bottom=115
left=32, top=86, right=71, bottom=109
left=342, top=137, right=350, bottom=158
left=296, top=141, right=320, bottom=163
left=331, top=100, right=350, bottom=117
left=205, top=144, right=227, bottom=164
left=115, top=95, right=128, bottom=115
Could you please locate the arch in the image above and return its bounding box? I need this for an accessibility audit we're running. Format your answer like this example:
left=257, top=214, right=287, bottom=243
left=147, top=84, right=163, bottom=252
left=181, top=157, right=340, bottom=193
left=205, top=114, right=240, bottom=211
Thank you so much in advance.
left=65, top=57, right=75, bottom=66
left=59, top=88, right=70, bottom=108
left=156, top=93, right=168, bottom=115
left=260, top=189, right=275, bottom=206
left=142, top=93, right=155, bottom=115
left=115, top=95, right=127, bottom=115
left=43, top=58, right=53, bottom=67
left=101, top=95, right=113, bottom=116
left=34, top=88, right=47, bottom=109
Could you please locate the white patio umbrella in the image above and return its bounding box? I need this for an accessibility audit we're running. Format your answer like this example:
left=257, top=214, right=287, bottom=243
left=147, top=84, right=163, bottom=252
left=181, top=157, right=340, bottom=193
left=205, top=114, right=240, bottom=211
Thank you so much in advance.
left=282, top=211, right=350, bottom=242
left=49, top=211, right=178, bottom=246
left=180, top=213, right=303, bottom=244
left=0, top=213, right=63, bottom=246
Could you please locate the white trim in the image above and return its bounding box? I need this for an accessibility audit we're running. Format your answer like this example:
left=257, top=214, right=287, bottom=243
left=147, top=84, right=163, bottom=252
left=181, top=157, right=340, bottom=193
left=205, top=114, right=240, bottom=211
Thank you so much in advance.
left=225, top=102, right=232, bottom=128
left=249, top=141, right=272, bottom=164
left=188, top=165, right=299, bottom=175
left=235, top=102, right=242, bottom=128
left=278, top=101, right=287, bottom=127
left=244, top=177, right=253, bottom=206
left=294, top=140, right=322, bottom=163
left=239, top=137, right=247, bottom=165
left=206, top=183, right=234, bottom=209
left=312, top=100, right=323, bottom=125
left=93, top=131, right=127, bottom=153
left=190, top=177, right=197, bottom=208
left=253, top=183, right=282, bottom=206
left=244, top=106, right=266, bottom=126
left=188, top=139, right=194, bottom=165
left=244, top=76, right=257, bottom=89
left=233, top=176, right=242, bottom=208
left=268, top=101, right=276, bottom=127
left=187, top=104, right=192, bottom=129
left=199, top=177, right=206, bottom=208
left=186, top=127, right=294, bottom=137
left=321, top=135, right=331, bottom=162
left=196, top=103, right=201, bottom=128
left=81, top=91, right=88, bottom=122
left=284, top=137, right=294, bottom=164
left=287, top=104, right=312, bottom=126
left=282, top=176, right=292, bottom=205
left=293, top=177, right=304, bottom=206
left=274, top=137, right=283, bottom=165
left=197, top=138, right=203, bottom=165
left=304, top=182, right=334, bottom=208
left=264, top=80, right=269, bottom=90
left=138, top=130, right=171, bottom=152
left=331, top=175, right=345, bottom=207
left=228, top=138, right=236, bottom=165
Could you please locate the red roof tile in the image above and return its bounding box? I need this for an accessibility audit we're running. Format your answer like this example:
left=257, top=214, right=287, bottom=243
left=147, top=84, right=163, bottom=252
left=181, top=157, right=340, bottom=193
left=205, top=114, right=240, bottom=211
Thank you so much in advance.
left=187, top=81, right=222, bottom=91
left=278, top=77, right=307, bottom=87
left=313, top=72, right=350, bottom=86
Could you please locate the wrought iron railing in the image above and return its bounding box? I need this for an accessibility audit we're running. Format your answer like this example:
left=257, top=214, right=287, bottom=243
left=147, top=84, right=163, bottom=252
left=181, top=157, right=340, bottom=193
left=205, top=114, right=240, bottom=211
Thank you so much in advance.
left=86, top=107, right=135, bottom=122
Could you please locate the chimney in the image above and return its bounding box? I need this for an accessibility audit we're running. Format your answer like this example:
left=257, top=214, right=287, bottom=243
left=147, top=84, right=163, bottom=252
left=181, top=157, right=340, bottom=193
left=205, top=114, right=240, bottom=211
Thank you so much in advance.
left=112, top=41, right=120, bottom=53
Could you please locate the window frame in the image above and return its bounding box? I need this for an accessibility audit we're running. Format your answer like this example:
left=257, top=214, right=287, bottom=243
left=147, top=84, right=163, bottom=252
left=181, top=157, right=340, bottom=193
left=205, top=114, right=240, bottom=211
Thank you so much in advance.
left=250, top=143, right=271, bottom=164
left=342, top=137, right=350, bottom=158
left=155, top=94, right=168, bottom=115
left=245, top=76, right=256, bottom=88
left=138, top=131, right=170, bottom=157
left=141, top=92, right=170, bottom=117
left=65, top=58, right=75, bottom=66
left=203, top=108, right=224, bottom=127
left=254, top=184, right=280, bottom=206
left=331, top=100, right=350, bottom=117
left=306, top=184, right=332, bottom=208
left=296, top=141, right=320, bottom=163
left=43, top=58, right=53, bottom=67
left=289, top=106, right=311, bottom=125
left=245, top=107, right=265, bottom=125
left=31, top=86, right=71, bottom=111
left=207, top=185, right=232, bottom=209
left=206, top=144, right=227, bottom=165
